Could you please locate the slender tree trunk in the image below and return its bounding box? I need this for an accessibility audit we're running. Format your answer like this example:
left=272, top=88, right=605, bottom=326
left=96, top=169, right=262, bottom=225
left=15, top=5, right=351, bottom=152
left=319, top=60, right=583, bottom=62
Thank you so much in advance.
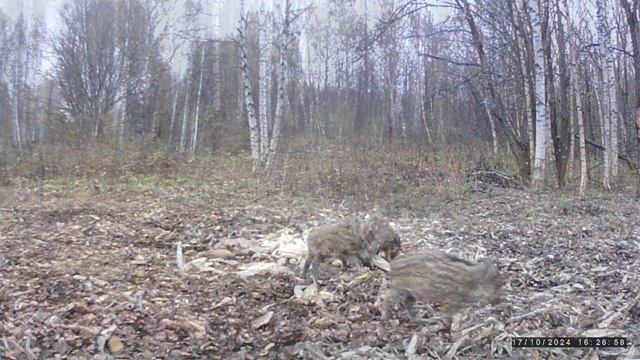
left=594, top=88, right=606, bottom=147
left=571, top=48, right=588, bottom=199
left=236, top=41, right=244, bottom=131
left=81, top=1, right=98, bottom=139
left=515, top=0, right=536, bottom=170
left=259, top=1, right=270, bottom=161
left=483, top=95, right=499, bottom=155
left=12, top=85, right=22, bottom=152
left=212, top=0, right=221, bottom=113
left=620, top=0, right=640, bottom=196
left=239, top=0, right=261, bottom=162
left=394, top=85, right=404, bottom=142
left=531, top=0, right=548, bottom=190
left=12, top=39, right=24, bottom=152
left=266, top=0, right=291, bottom=168
left=43, top=80, right=54, bottom=144
left=551, top=0, right=570, bottom=187
left=119, top=0, right=131, bottom=149
left=400, top=70, right=408, bottom=141
left=191, top=45, right=206, bottom=154
left=420, top=55, right=433, bottom=144
left=168, top=88, right=178, bottom=148
left=118, top=97, right=127, bottom=148
left=180, top=83, right=190, bottom=153
left=568, top=82, right=576, bottom=181
left=420, top=94, right=432, bottom=145
left=597, top=0, right=614, bottom=189
left=609, top=57, right=620, bottom=180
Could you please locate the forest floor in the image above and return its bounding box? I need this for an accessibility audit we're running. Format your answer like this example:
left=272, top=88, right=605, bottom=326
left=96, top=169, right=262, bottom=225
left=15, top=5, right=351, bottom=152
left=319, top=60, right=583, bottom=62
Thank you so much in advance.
left=0, top=172, right=639, bottom=359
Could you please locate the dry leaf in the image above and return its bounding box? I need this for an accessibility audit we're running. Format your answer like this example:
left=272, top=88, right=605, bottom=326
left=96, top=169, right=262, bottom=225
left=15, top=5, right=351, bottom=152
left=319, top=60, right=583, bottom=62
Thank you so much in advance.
left=251, top=311, right=274, bottom=329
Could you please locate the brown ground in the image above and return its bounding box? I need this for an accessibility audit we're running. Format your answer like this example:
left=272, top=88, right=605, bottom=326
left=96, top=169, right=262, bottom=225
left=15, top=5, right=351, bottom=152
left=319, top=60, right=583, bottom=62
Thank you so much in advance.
left=0, top=176, right=639, bottom=359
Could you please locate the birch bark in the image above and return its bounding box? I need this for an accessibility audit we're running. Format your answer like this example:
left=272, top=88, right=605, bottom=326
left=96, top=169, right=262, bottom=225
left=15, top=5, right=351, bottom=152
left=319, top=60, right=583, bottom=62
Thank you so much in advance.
left=531, top=0, right=549, bottom=190
left=239, top=0, right=261, bottom=161
left=191, top=45, right=206, bottom=154
left=168, top=88, right=178, bottom=147
left=266, top=0, right=291, bottom=168
left=180, top=81, right=190, bottom=153
left=259, top=0, right=270, bottom=161
left=597, top=0, right=614, bottom=189
left=571, top=46, right=588, bottom=198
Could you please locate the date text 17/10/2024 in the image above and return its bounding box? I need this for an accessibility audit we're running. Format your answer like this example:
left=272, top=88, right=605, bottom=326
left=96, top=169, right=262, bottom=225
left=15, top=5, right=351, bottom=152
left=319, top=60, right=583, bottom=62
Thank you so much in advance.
left=512, top=337, right=629, bottom=348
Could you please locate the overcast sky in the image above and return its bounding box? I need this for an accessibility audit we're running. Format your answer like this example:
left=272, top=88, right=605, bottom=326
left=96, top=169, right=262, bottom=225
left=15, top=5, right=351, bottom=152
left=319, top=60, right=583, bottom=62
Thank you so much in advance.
left=0, top=0, right=453, bottom=35
left=0, top=0, right=316, bottom=35
left=0, top=0, right=453, bottom=76
left=1, top=0, right=238, bottom=35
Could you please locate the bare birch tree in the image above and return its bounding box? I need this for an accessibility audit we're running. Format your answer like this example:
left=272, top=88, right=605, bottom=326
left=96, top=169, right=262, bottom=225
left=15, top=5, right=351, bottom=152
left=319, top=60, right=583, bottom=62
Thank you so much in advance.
left=191, top=44, right=206, bottom=153
left=180, top=78, right=190, bottom=153
left=266, top=0, right=292, bottom=168
left=211, top=0, right=221, bottom=114
left=531, top=0, right=548, bottom=190
left=596, top=0, right=618, bottom=190
left=118, top=0, right=131, bottom=148
left=571, top=44, right=588, bottom=198
left=259, top=0, right=271, bottom=162
left=239, top=0, right=261, bottom=162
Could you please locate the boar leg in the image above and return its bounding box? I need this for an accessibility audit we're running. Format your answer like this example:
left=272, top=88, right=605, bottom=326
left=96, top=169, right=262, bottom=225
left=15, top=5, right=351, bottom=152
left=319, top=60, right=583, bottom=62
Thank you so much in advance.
left=403, top=293, right=418, bottom=322
left=379, top=286, right=403, bottom=322
left=310, top=255, right=324, bottom=281
left=379, top=296, right=392, bottom=323
left=340, top=255, right=350, bottom=269
left=302, top=255, right=315, bottom=280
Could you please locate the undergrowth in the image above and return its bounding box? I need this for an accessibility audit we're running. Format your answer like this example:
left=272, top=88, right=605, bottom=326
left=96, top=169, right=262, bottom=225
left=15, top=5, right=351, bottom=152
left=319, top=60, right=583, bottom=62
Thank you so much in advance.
left=0, top=137, right=570, bottom=212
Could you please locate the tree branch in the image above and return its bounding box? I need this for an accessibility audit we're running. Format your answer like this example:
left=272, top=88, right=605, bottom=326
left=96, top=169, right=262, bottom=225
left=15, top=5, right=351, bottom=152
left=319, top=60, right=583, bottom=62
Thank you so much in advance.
left=418, top=52, right=480, bottom=67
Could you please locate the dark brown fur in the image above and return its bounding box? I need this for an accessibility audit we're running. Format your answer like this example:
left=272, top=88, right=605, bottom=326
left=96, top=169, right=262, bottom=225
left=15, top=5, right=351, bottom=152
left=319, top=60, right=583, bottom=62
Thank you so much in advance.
left=379, top=249, right=502, bottom=321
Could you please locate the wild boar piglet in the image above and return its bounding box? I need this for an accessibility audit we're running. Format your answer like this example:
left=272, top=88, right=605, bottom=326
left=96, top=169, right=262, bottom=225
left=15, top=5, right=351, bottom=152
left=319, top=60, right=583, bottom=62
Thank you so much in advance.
left=379, top=249, right=502, bottom=322
left=303, top=218, right=372, bottom=280
left=303, top=216, right=401, bottom=279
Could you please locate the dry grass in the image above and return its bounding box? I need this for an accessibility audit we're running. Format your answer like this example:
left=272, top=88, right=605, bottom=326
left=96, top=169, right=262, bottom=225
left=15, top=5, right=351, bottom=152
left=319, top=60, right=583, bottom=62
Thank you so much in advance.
left=0, top=138, right=517, bottom=211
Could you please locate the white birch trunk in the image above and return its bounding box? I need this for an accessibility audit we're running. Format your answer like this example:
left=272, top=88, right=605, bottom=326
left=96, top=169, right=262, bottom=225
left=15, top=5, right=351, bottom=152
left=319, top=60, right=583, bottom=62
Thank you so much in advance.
left=212, top=0, right=221, bottom=113
left=266, top=0, right=291, bottom=168
left=568, top=83, right=576, bottom=180
left=531, top=0, right=548, bottom=189
left=12, top=83, right=22, bottom=152
left=168, top=88, right=178, bottom=147
left=482, top=96, right=498, bottom=155
left=419, top=54, right=433, bottom=144
left=609, top=59, right=620, bottom=179
left=597, top=0, right=613, bottom=189
left=594, top=89, right=606, bottom=146
left=119, top=0, right=131, bottom=148
left=239, top=0, right=261, bottom=161
left=180, top=84, right=190, bottom=153
left=259, top=1, right=270, bottom=161
left=571, top=48, right=588, bottom=198
left=10, top=33, right=24, bottom=152
left=191, top=45, right=206, bottom=154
